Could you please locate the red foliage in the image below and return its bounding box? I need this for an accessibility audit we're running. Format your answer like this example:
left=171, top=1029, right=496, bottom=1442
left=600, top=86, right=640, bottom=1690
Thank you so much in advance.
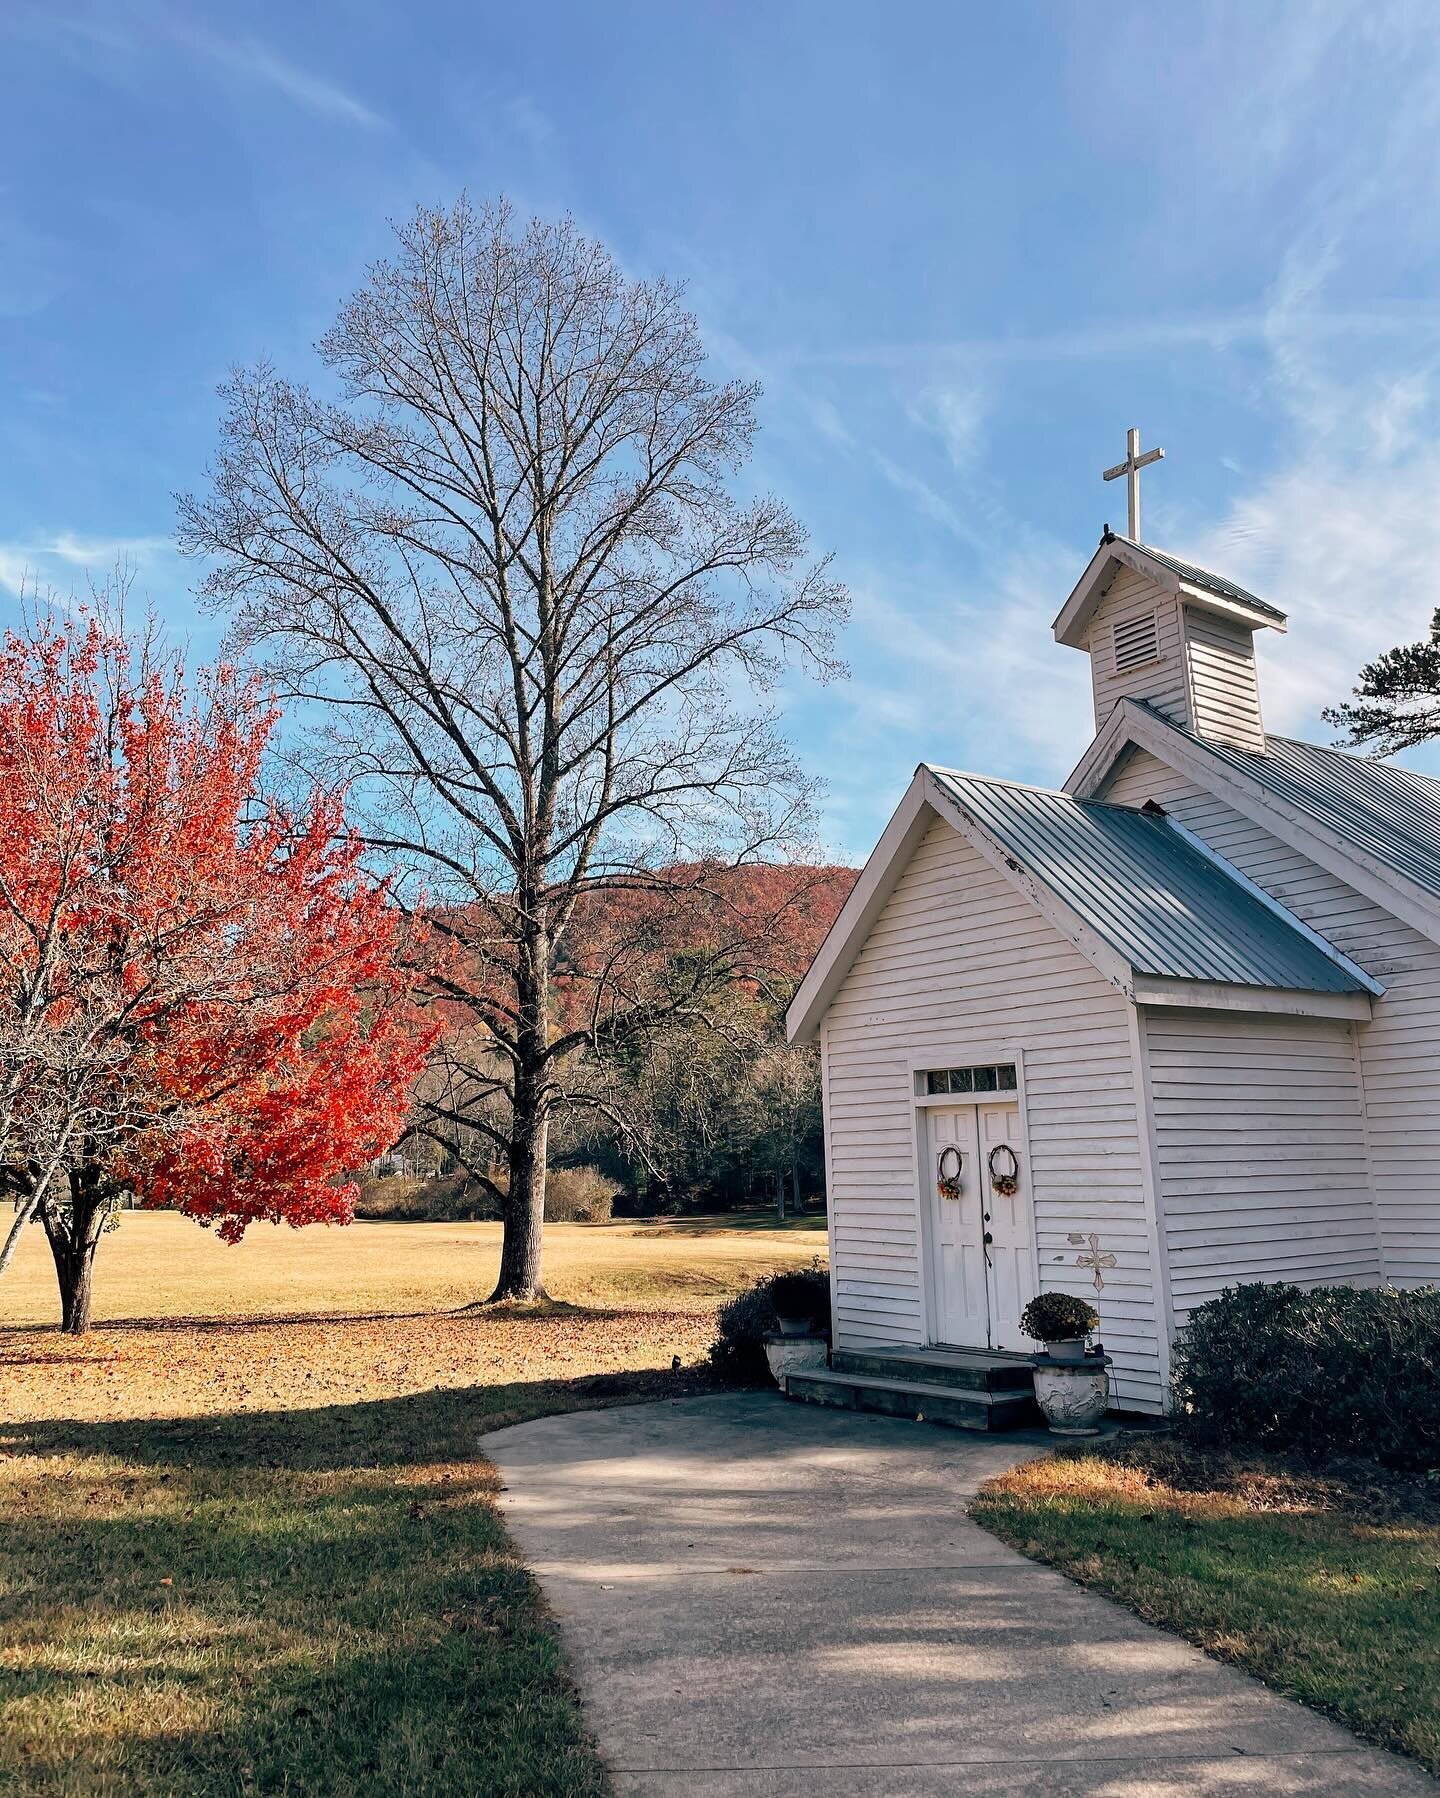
left=0, top=616, right=434, bottom=1242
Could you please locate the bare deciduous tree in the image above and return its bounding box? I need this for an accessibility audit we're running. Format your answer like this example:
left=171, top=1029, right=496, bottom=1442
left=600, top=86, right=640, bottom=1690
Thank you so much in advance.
left=179, top=198, right=847, bottom=1301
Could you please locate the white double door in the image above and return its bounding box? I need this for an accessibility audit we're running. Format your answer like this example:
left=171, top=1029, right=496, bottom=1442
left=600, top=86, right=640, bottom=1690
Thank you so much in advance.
left=926, top=1103, right=1036, bottom=1352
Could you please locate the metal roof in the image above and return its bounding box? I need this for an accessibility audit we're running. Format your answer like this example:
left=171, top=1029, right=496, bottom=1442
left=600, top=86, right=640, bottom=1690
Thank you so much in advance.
left=1184, top=729, right=1440, bottom=902
left=927, top=768, right=1368, bottom=994
left=1107, top=533, right=1288, bottom=624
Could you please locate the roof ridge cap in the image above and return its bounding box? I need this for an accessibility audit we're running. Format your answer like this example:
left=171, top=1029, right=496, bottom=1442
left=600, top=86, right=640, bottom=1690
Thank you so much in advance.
left=925, top=764, right=1068, bottom=798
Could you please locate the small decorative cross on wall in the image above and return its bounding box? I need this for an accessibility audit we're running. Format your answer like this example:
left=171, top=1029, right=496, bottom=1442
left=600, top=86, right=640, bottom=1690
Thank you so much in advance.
left=1068, top=1231, right=1117, bottom=1293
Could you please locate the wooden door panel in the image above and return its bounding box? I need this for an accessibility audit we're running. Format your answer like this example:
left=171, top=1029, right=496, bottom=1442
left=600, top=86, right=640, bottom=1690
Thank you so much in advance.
left=927, top=1108, right=987, bottom=1346
left=978, top=1102, right=1036, bottom=1351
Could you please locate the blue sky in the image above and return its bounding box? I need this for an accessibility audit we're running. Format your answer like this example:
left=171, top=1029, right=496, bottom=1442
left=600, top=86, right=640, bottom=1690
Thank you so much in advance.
left=7, top=1, right=1440, bottom=858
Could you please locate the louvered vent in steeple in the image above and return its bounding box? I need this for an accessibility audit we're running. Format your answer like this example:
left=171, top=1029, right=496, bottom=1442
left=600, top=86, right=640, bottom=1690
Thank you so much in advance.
left=1112, top=611, right=1159, bottom=674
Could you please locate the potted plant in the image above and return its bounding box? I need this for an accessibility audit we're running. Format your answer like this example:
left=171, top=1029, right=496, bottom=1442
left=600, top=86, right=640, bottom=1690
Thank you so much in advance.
left=1019, top=1291, right=1110, bottom=1436
left=1019, top=1291, right=1098, bottom=1359
left=767, top=1269, right=831, bottom=1337
left=757, top=1267, right=832, bottom=1391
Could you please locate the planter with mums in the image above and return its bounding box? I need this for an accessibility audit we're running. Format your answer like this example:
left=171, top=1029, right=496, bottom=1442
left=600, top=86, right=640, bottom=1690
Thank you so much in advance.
left=768, top=1269, right=830, bottom=1337
left=1020, top=1291, right=1110, bottom=1436
left=761, top=1268, right=831, bottom=1390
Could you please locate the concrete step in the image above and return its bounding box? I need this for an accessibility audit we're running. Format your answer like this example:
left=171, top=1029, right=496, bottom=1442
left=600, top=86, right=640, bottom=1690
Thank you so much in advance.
left=832, top=1345, right=1037, bottom=1393
left=786, top=1367, right=1040, bottom=1433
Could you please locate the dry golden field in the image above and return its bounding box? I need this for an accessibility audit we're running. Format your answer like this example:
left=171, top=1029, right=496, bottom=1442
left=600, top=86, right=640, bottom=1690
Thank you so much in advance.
left=3, top=1209, right=824, bottom=1424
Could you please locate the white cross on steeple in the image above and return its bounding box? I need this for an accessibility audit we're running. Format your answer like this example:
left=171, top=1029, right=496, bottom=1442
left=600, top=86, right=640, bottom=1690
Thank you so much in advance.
left=1102, top=427, right=1165, bottom=541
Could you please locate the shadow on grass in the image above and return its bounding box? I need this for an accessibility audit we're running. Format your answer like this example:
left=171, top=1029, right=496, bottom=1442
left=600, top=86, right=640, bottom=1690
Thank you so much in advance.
left=0, top=1300, right=639, bottom=1341
left=974, top=1446, right=1440, bottom=1776
left=623, top=1209, right=827, bottom=1236
left=3, top=1365, right=716, bottom=1472
left=0, top=1367, right=711, bottom=1796
left=450, top=1296, right=635, bottom=1323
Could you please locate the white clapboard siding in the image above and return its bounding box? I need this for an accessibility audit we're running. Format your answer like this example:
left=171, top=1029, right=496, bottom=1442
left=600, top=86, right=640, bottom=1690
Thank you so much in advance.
left=1144, top=1009, right=1379, bottom=1327
left=821, top=816, right=1164, bottom=1411
left=1087, top=570, right=1191, bottom=733
left=1102, top=747, right=1440, bottom=1285
left=1182, top=607, right=1265, bottom=750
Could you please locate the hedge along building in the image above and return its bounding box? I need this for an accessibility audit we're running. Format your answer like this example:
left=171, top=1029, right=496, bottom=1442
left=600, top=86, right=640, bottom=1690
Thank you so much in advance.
left=787, top=441, right=1440, bottom=1420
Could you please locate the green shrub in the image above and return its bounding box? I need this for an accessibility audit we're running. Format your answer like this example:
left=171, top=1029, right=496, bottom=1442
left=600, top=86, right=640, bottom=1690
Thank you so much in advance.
left=543, top=1167, right=617, bottom=1223
left=709, top=1263, right=830, bottom=1384
left=1019, top=1291, right=1099, bottom=1342
left=354, top=1166, right=616, bottom=1224
left=708, top=1285, right=779, bottom=1385
left=1173, top=1282, right=1440, bottom=1469
left=355, top=1174, right=488, bottom=1221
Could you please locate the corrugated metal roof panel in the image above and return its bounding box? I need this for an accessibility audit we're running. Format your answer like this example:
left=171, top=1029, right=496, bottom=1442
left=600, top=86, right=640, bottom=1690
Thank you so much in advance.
left=927, top=767, right=1366, bottom=994
left=1113, top=535, right=1288, bottom=623
left=1186, top=730, right=1440, bottom=902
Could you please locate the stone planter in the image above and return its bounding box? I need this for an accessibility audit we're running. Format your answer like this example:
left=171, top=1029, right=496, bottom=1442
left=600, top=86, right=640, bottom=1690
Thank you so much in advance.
left=764, top=1331, right=829, bottom=1390
left=1032, top=1354, right=1111, bottom=1435
left=775, top=1315, right=816, bottom=1338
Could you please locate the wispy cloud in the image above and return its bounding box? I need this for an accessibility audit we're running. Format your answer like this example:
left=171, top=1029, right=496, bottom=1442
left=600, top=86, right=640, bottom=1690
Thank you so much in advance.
left=774, top=305, right=1440, bottom=375
left=906, top=383, right=987, bottom=472
left=19, top=6, right=387, bottom=131
left=165, top=20, right=386, bottom=129
left=501, top=94, right=557, bottom=158
left=787, top=541, right=1094, bottom=856
left=1187, top=432, right=1440, bottom=749
left=0, top=532, right=175, bottom=598
left=870, top=454, right=978, bottom=550
left=828, top=1, right=1440, bottom=790
left=796, top=299, right=1440, bottom=845
left=1147, top=249, right=1440, bottom=753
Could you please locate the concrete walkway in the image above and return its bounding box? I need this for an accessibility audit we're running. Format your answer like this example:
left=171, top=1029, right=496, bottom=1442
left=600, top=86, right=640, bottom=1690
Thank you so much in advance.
left=483, top=1392, right=1434, bottom=1796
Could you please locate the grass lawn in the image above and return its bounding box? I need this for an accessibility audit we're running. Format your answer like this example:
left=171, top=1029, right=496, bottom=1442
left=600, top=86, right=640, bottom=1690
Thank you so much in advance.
left=1, top=1209, right=824, bottom=1795
left=972, top=1436, right=1440, bottom=1778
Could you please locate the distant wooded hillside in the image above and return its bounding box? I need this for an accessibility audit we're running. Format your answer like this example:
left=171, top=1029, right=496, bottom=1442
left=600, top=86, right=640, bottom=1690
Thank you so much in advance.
left=401, top=862, right=858, bottom=1217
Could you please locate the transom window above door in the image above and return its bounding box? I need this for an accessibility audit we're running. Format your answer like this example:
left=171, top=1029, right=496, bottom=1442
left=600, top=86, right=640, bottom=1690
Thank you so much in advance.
left=925, top=1062, right=1017, bottom=1095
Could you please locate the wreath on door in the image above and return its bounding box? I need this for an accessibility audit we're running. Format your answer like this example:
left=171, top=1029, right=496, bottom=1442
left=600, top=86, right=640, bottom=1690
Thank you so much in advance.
left=987, top=1143, right=1020, bottom=1197
left=936, top=1145, right=963, bottom=1202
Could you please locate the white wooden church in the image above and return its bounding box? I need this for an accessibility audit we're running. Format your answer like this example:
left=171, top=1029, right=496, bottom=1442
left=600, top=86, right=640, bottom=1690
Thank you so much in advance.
left=787, top=440, right=1440, bottom=1419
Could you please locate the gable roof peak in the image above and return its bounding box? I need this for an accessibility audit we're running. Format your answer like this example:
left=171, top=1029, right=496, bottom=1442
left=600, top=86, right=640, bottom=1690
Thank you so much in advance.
left=1054, top=533, right=1288, bottom=649
left=784, top=757, right=1378, bottom=1043
left=1068, top=697, right=1440, bottom=946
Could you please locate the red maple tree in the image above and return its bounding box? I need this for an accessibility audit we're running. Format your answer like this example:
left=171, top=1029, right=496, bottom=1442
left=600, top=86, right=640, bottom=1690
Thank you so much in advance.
left=0, top=614, right=433, bottom=1332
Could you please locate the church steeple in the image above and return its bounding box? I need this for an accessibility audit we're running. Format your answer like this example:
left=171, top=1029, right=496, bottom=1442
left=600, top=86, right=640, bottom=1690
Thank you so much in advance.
left=1052, top=533, right=1287, bottom=752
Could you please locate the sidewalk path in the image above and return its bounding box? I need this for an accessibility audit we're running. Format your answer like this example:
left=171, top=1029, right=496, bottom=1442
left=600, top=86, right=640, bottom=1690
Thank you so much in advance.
left=483, top=1391, right=1434, bottom=1796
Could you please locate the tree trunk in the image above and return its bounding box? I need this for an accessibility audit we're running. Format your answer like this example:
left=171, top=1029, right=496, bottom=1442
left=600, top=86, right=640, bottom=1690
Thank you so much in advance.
left=493, top=1099, right=547, bottom=1300
left=0, top=1159, right=64, bottom=1277
left=42, top=1179, right=105, bottom=1335
left=0, top=1188, right=40, bottom=1277
left=489, top=942, right=550, bottom=1302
